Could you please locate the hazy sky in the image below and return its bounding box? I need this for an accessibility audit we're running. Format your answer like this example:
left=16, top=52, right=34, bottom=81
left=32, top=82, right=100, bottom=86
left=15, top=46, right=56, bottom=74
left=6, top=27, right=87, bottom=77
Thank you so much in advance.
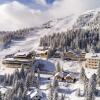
left=0, top=0, right=100, bottom=11
left=0, top=0, right=100, bottom=31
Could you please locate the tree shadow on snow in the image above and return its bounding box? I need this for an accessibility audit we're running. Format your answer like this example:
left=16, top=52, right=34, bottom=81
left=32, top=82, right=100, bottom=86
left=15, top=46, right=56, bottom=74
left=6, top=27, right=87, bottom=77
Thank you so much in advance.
left=35, top=59, right=55, bottom=72
left=58, top=88, right=77, bottom=94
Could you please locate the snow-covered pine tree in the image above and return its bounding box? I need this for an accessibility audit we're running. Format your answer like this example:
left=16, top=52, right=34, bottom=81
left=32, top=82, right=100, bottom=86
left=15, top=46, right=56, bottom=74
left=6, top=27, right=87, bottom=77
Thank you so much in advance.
left=84, top=80, right=88, bottom=96
left=80, top=67, right=86, bottom=82
left=97, top=61, right=100, bottom=86
left=91, top=74, right=97, bottom=94
left=85, top=74, right=97, bottom=100
left=12, top=94, right=18, bottom=100
left=52, top=77, right=59, bottom=89
left=56, top=61, right=61, bottom=73
left=36, top=72, right=40, bottom=89
left=53, top=89, right=58, bottom=100
left=13, top=80, right=19, bottom=93
left=9, top=74, right=14, bottom=86
left=91, top=93, right=95, bottom=100
left=25, top=73, right=31, bottom=89
left=20, top=64, right=26, bottom=79
left=60, top=94, right=65, bottom=100
left=22, top=89, right=28, bottom=100
left=0, top=92, right=2, bottom=100
left=76, top=88, right=81, bottom=97
left=48, top=86, right=53, bottom=100
left=40, top=29, right=100, bottom=52
left=26, top=69, right=34, bottom=88
left=3, top=90, right=11, bottom=100
left=37, top=68, right=40, bottom=79
left=12, top=69, right=20, bottom=86
left=18, top=80, right=24, bottom=94
left=14, top=69, right=20, bottom=79
left=17, top=87, right=23, bottom=99
left=3, top=74, right=8, bottom=86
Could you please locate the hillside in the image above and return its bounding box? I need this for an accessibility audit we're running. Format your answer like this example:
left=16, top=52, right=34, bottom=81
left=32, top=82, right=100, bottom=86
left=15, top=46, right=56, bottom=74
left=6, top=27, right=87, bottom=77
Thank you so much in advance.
left=0, top=8, right=100, bottom=57
left=40, top=9, right=100, bottom=52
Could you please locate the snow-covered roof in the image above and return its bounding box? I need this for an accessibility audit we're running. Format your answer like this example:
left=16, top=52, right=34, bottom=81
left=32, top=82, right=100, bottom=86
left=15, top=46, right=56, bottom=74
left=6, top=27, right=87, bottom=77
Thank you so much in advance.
left=66, top=50, right=80, bottom=57
left=3, top=57, right=32, bottom=62
left=85, top=53, right=100, bottom=59
left=67, top=73, right=75, bottom=78
left=4, top=57, right=15, bottom=61
left=0, top=87, right=8, bottom=94
left=37, top=46, right=44, bottom=50
left=37, top=46, right=50, bottom=51
left=55, top=72, right=64, bottom=77
left=30, top=89, right=43, bottom=99
left=55, top=50, right=61, bottom=54
left=14, top=51, right=31, bottom=57
left=0, top=70, right=5, bottom=76
left=36, top=50, right=48, bottom=54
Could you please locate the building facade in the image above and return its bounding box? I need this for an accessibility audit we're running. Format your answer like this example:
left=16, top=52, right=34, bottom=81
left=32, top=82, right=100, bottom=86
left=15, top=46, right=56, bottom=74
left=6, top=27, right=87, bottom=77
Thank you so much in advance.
left=85, top=53, right=100, bottom=69
left=64, top=51, right=79, bottom=61
left=2, top=50, right=35, bottom=68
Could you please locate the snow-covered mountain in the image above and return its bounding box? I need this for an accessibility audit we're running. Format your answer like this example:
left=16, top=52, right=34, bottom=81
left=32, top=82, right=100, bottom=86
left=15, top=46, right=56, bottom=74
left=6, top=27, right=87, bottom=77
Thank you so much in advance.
left=41, top=8, right=100, bottom=33
left=73, top=9, right=100, bottom=29
left=0, top=8, right=100, bottom=57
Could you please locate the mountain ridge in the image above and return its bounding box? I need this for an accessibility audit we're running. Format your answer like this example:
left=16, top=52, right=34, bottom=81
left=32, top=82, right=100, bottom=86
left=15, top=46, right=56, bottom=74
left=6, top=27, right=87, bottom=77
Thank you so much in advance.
left=0, top=7, right=100, bottom=56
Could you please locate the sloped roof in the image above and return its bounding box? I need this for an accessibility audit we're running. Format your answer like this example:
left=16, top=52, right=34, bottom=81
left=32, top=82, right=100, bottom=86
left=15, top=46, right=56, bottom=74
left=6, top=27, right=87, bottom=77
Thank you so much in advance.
left=0, top=87, right=8, bottom=94
left=55, top=72, right=64, bottom=77
left=85, top=53, right=100, bottom=59
left=35, top=50, right=48, bottom=54
left=14, top=51, right=31, bottom=57
left=3, top=57, right=31, bottom=62
left=30, top=89, right=43, bottom=99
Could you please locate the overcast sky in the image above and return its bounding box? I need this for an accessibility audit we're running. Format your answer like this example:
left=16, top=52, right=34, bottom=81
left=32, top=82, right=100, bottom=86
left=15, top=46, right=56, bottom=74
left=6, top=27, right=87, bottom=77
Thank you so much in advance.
left=0, top=0, right=100, bottom=31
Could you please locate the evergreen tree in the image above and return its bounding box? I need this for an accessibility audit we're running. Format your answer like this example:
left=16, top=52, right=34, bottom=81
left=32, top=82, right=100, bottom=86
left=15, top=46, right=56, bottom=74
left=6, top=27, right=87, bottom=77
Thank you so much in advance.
left=52, top=77, right=59, bottom=89
left=97, top=61, right=100, bottom=86
left=53, top=89, right=58, bottom=100
left=9, top=74, right=14, bottom=86
left=85, top=74, right=97, bottom=100
left=19, top=79, right=24, bottom=93
left=56, top=62, right=61, bottom=73
left=0, top=92, right=2, bottom=100
left=37, top=68, right=40, bottom=80
left=25, top=73, right=32, bottom=89
left=60, top=94, right=65, bottom=100
left=84, top=81, right=88, bottom=96
left=80, top=67, right=86, bottom=82
left=48, top=86, right=53, bottom=100
left=36, top=74, right=40, bottom=89
left=22, top=89, right=28, bottom=100
left=20, top=65, right=26, bottom=79
left=76, top=88, right=81, bottom=97
left=12, top=94, right=19, bottom=100
left=17, top=87, right=23, bottom=100
left=40, top=29, right=100, bottom=53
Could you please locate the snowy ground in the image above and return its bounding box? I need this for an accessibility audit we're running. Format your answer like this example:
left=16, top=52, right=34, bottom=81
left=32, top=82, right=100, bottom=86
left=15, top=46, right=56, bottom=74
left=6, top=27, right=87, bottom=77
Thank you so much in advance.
left=0, top=56, right=99, bottom=100
left=33, top=58, right=99, bottom=100
left=0, top=35, right=99, bottom=100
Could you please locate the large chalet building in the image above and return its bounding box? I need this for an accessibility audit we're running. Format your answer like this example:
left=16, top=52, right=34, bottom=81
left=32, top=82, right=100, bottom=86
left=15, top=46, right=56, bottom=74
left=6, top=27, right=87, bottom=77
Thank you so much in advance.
left=63, top=50, right=86, bottom=61
left=35, top=46, right=49, bottom=58
left=2, top=50, right=35, bottom=68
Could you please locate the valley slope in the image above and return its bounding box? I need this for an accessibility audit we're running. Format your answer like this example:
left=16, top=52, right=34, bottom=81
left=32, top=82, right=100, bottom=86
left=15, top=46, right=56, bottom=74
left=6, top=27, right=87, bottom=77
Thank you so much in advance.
left=0, top=8, right=100, bottom=57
